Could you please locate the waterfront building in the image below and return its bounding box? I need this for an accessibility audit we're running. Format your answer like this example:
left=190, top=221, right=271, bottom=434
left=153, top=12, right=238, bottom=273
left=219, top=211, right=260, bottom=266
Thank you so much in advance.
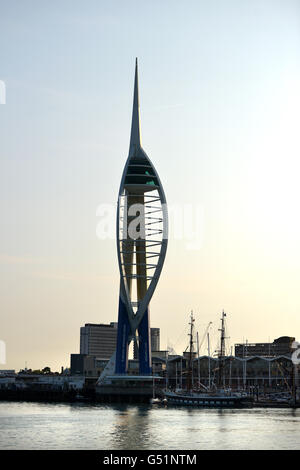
left=80, top=322, right=118, bottom=359
left=71, top=353, right=165, bottom=378
left=71, top=354, right=97, bottom=376
left=0, top=374, right=85, bottom=391
left=0, top=370, right=15, bottom=377
left=166, top=354, right=299, bottom=390
left=235, top=336, right=295, bottom=358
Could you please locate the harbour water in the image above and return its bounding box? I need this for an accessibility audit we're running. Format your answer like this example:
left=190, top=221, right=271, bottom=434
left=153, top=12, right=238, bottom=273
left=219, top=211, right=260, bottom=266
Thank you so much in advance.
left=0, top=401, right=299, bottom=450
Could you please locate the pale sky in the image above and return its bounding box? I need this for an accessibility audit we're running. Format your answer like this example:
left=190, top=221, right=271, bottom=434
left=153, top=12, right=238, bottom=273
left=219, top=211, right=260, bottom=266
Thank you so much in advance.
left=1, top=0, right=300, bottom=371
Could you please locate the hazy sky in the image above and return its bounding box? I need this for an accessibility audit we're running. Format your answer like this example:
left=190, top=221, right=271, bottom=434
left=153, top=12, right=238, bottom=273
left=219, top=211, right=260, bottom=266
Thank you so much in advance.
left=1, top=0, right=300, bottom=371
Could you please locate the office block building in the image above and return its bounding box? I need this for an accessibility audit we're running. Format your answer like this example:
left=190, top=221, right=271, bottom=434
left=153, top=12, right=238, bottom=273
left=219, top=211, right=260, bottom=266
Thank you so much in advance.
left=80, top=322, right=118, bottom=359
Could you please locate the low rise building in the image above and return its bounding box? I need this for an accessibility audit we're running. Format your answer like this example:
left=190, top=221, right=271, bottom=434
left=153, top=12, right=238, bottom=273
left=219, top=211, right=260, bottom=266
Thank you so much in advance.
left=235, top=336, right=295, bottom=358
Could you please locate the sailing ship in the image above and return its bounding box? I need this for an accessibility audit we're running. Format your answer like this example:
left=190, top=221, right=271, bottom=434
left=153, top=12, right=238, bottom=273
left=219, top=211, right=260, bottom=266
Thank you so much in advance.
left=164, top=311, right=253, bottom=408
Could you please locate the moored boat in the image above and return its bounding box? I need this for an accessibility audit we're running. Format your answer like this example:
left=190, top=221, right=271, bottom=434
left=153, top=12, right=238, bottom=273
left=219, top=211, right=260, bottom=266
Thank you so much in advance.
left=164, top=390, right=253, bottom=408
left=164, top=310, right=253, bottom=408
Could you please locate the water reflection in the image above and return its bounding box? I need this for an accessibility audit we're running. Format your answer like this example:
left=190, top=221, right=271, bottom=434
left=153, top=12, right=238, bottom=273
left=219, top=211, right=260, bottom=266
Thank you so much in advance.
left=109, top=405, right=151, bottom=450
left=66, top=402, right=151, bottom=449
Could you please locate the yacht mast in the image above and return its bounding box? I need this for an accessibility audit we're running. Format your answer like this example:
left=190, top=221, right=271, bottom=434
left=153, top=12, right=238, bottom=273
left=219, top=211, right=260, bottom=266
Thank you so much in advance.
left=187, top=311, right=195, bottom=392
left=218, top=310, right=226, bottom=387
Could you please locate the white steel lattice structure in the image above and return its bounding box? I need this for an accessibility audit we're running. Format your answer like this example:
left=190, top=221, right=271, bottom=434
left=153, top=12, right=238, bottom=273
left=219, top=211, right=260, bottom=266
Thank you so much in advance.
left=115, top=59, right=168, bottom=374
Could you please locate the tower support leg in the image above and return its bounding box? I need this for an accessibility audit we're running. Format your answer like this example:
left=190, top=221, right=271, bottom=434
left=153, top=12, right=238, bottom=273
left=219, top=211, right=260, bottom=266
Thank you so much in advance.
left=115, top=296, right=131, bottom=374
left=138, top=307, right=152, bottom=375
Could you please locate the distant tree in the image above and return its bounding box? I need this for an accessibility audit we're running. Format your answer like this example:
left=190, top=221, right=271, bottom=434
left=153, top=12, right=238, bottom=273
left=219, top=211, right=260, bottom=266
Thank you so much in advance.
left=42, top=367, right=51, bottom=374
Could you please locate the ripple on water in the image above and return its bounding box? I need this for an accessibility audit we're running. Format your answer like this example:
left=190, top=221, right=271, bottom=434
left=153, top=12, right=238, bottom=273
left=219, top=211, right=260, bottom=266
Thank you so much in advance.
left=0, top=402, right=299, bottom=450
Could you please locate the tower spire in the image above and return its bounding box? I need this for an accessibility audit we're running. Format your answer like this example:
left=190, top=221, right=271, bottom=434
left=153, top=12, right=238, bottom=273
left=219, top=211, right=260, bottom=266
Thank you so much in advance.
left=129, top=58, right=141, bottom=155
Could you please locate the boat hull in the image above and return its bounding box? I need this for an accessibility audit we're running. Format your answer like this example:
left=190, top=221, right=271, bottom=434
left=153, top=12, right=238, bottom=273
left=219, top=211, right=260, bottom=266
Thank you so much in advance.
left=165, top=392, right=253, bottom=408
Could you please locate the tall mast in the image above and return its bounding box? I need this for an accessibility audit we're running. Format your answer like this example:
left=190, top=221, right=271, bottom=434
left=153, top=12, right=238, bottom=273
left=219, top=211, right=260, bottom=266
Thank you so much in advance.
left=197, top=331, right=200, bottom=390
left=187, top=311, right=195, bottom=392
left=218, top=310, right=226, bottom=387
left=207, top=332, right=211, bottom=390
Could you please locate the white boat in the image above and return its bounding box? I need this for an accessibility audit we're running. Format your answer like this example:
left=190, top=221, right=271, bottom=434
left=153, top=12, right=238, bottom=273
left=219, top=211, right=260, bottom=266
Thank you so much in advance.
left=150, top=397, right=162, bottom=405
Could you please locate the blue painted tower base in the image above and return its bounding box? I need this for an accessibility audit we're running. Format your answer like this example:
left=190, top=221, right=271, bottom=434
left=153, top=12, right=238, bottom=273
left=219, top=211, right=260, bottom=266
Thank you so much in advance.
left=137, top=307, right=152, bottom=375
left=115, top=296, right=131, bottom=374
left=115, top=296, right=152, bottom=375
